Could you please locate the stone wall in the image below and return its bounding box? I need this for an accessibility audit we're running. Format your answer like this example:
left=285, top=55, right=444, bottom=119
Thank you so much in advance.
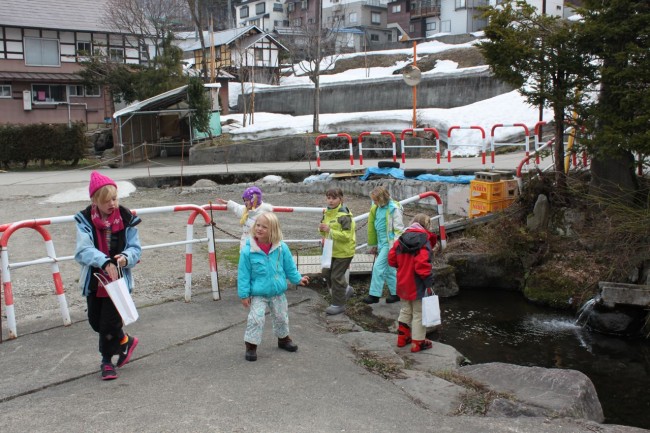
left=236, top=70, right=513, bottom=115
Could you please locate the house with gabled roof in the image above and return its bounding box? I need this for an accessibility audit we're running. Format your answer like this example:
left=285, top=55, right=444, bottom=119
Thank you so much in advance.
left=0, top=0, right=151, bottom=127
left=176, top=25, right=287, bottom=85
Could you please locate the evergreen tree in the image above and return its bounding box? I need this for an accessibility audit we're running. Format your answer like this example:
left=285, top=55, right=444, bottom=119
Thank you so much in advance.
left=187, top=77, right=212, bottom=136
left=479, top=0, right=597, bottom=190
left=577, top=0, right=650, bottom=203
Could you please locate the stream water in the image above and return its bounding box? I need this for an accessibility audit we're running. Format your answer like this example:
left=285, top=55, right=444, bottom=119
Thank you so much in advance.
left=434, top=289, right=650, bottom=430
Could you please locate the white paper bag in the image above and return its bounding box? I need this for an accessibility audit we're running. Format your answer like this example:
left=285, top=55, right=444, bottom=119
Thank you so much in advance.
left=321, top=238, right=333, bottom=269
left=422, top=294, right=441, bottom=327
left=95, top=270, right=139, bottom=326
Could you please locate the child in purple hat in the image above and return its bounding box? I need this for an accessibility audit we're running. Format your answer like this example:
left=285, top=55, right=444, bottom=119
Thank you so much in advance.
left=216, top=186, right=274, bottom=250
left=75, top=171, right=142, bottom=380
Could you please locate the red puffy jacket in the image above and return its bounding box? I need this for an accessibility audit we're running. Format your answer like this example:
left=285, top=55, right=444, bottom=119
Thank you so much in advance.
left=388, top=226, right=436, bottom=301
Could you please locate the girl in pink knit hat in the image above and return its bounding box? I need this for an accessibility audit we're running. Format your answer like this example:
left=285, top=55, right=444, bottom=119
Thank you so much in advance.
left=75, top=171, right=142, bottom=380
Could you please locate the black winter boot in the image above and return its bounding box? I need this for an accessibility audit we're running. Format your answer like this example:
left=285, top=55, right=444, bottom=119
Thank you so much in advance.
left=277, top=336, right=298, bottom=352
left=245, top=342, right=257, bottom=361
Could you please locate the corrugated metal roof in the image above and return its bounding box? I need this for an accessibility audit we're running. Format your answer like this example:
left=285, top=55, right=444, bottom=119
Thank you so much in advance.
left=0, top=71, right=81, bottom=81
left=113, top=85, right=189, bottom=118
left=0, top=0, right=122, bottom=33
left=176, top=25, right=263, bottom=52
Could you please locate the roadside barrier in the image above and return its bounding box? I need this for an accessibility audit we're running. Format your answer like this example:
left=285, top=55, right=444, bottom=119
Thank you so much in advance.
left=490, top=123, right=530, bottom=164
left=447, top=126, right=487, bottom=164
left=1, top=193, right=447, bottom=341
left=399, top=128, right=440, bottom=164
left=515, top=137, right=554, bottom=190
left=357, top=131, right=397, bottom=167
left=315, top=133, right=354, bottom=170
left=0, top=204, right=219, bottom=340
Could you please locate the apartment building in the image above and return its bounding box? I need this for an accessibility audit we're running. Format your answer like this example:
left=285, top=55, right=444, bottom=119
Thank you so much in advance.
left=0, top=0, right=151, bottom=127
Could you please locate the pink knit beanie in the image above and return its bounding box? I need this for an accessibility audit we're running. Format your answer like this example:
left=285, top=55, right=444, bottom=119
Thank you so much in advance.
left=89, top=171, right=117, bottom=198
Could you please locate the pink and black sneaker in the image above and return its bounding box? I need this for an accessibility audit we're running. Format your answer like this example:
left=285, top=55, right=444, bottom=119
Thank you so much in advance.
left=101, top=362, right=118, bottom=380
left=116, top=335, right=139, bottom=368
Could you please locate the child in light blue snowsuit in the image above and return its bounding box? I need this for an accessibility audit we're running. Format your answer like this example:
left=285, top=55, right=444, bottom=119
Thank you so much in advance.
left=363, top=186, right=404, bottom=304
left=237, top=212, right=309, bottom=361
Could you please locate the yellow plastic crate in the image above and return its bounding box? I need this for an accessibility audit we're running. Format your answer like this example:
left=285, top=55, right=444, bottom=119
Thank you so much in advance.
left=470, top=180, right=505, bottom=201
left=469, top=198, right=514, bottom=218
left=503, top=179, right=519, bottom=199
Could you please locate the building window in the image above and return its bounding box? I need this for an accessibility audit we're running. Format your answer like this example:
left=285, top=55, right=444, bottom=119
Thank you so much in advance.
left=292, top=17, right=302, bottom=26
left=387, top=33, right=392, bottom=42
left=287, top=2, right=294, bottom=12
left=426, top=22, right=436, bottom=30
left=68, top=85, right=84, bottom=97
left=308, top=18, right=315, bottom=23
left=241, top=6, right=249, bottom=18
left=455, top=0, right=466, bottom=9
left=301, top=0, right=308, bottom=10
left=85, top=85, right=101, bottom=97
left=370, top=34, right=379, bottom=41
left=391, top=5, right=401, bottom=13
left=254, top=48, right=263, bottom=62
left=273, top=3, right=283, bottom=12
left=32, top=84, right=66, bottom=103
left=256, top=2, right=265, bottom=14
left=76, top=41, right=92, bottom=56
left=349, top=12, right=358, bottom=23
left=409, top=23, right=415, bottom=32
left=0, top=84, right=11, bottom=98
left=109, top=48, right=124, bottom=62
left=371, top=12, right=381, bottom=24
left=140, top=44, right=149, bottom=60
left=556, top=5, right=562, bottom=10
left=24, top=37, right=60, bottom=66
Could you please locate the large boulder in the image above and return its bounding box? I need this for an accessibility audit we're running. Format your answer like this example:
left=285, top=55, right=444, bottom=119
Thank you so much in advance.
left=445, top=252, right=524, bottom=290
left=459, top=362, right=604, bottom=422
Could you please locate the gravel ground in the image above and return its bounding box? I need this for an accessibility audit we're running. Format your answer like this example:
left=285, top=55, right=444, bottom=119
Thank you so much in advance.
left=1, top=179, right=431, bottom=330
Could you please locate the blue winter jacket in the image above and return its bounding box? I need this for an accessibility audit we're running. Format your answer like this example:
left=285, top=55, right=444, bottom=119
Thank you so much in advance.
left=237, top=238, right=303, bottom=299
left=74, top=205, right=142, bottom=296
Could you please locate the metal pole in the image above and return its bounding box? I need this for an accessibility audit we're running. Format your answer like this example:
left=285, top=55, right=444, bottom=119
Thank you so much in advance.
left=412, top=41, right=417, bottom=130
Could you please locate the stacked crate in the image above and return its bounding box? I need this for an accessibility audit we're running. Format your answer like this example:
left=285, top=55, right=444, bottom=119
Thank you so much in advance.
left=469, top=172, right=518, bottom=218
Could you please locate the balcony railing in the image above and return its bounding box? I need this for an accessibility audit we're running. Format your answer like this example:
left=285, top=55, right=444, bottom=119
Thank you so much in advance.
left=410, top=6, right=441, bottom=18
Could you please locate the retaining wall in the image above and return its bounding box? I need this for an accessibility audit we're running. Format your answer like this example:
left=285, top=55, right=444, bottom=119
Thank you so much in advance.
left=236, top=70, right=513, bottom=116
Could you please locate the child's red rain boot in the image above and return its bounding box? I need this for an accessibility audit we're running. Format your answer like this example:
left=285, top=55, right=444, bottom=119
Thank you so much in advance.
left=410, top=339, right=433, bottom=353
left=397, top=322, right=412, bottom=347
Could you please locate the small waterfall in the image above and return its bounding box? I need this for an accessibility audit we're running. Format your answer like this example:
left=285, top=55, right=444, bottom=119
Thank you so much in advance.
left=575, top=297, right=597, bottom=327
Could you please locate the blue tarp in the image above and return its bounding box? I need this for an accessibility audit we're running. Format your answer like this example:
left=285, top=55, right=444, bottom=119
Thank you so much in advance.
left=359, top=167, right=474, bottom=184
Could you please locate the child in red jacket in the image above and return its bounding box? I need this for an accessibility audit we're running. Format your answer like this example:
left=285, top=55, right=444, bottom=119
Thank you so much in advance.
left=388, top=213, right=437, bottom=353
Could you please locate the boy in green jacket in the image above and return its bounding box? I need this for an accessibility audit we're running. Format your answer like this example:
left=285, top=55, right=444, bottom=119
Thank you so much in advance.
left=319, top=188, right=356, bottom=315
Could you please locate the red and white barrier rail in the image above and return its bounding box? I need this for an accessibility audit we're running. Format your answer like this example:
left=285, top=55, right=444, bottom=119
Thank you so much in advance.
left=2, top=194, right=449, bottom=341
left=315, top=133, right=354, bottom=170
left=0, top=204, right=218, bottom=340
left=400, top=128, right=440, bottom=164
left=490, top=123, right=530, bottom=164
left=447, top=126, right=487, bottom=164
left=353, top=191, right=447, bottom=250
left=515, top=137, right=554, bottom=191
left=358, top=131, right=396, bottom=167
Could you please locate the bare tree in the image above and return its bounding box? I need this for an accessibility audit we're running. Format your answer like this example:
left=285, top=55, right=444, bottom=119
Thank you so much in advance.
left=281, top=14, right=343, bottom=132
left=103, top=0, right=186, bottom=65
left=186, top=0, right=213, bottom=82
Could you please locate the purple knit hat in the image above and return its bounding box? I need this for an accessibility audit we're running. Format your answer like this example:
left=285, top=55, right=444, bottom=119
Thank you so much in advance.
left=242, top=186, right=263, bottom=204
left=89, top=171, right=117, bottom=197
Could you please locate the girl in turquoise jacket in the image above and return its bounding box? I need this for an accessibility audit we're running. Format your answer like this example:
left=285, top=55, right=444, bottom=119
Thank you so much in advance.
left=237, top=212, right=309, bottom=362
left=363, top=186, right=404, bottom=304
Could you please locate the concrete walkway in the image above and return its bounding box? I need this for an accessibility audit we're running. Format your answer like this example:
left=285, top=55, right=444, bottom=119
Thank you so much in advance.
left=5, top=155, right=646, bottom=433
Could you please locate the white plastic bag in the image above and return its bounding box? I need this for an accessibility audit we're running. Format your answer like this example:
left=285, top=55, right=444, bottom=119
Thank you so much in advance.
left=95, top=269, right=139, bottom=326
left=422, top=294, right=441, bottom=327
left=321, top=238, right=333, bottom=269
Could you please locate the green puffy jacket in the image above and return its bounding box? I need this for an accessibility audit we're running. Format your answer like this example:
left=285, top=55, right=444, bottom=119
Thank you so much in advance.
left=318, top=204, right=356, bottom=258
